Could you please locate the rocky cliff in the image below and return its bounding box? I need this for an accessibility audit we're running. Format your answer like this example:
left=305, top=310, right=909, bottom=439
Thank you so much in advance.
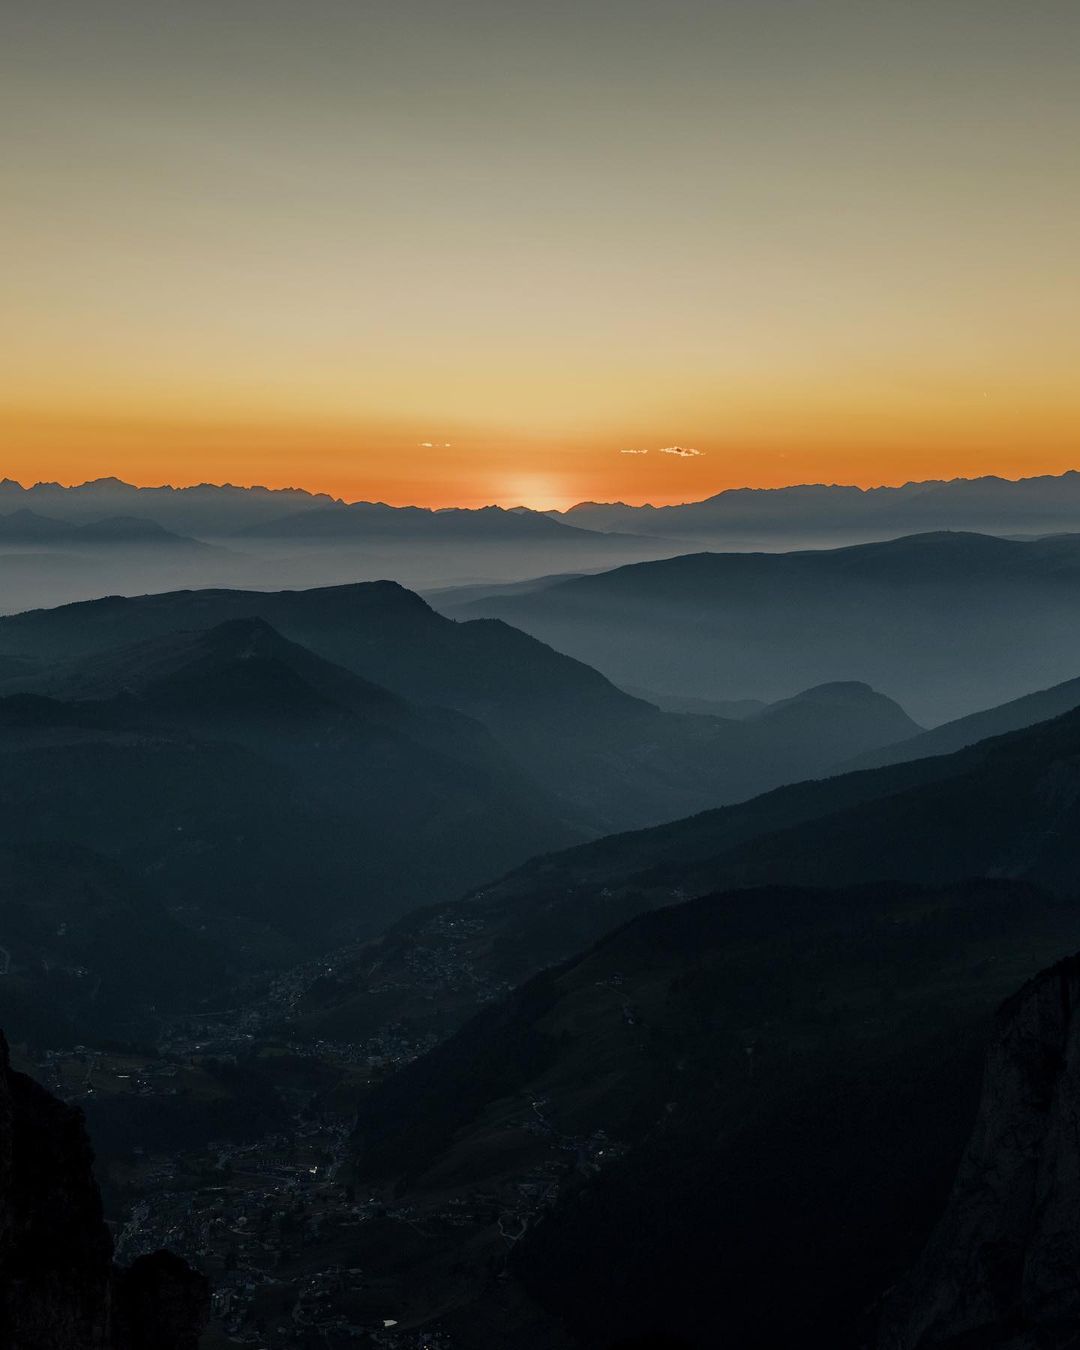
left=0, top=1032, right=208, bottom=1349
left=880, top=954, right=1080, bottom=1350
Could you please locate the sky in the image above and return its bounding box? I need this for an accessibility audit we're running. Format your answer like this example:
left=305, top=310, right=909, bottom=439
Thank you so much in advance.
left=2, top=1, right=1078, bottom=510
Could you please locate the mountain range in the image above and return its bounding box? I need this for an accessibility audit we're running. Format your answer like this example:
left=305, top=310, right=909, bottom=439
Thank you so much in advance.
left=344, top=875, right=1080, bottom=1349
left=7, top=470, right=1080, bottom=545
left=6, top=471, right=1080, bottom=616
left=0, top=582, right=919, bottom=834
left=289, top=681, right=1080, bottom=1051
left=0, top=617, right=577, bottom=1023
left=551, top=470, right=1080, bottom=545
left=7, top=496, right=1080, bottom=1345
left=0, top=510, right=212, bottom=549
left=437, top=530, right=1080, bottom=723
left=300, top=690, right=1080, bottom=1346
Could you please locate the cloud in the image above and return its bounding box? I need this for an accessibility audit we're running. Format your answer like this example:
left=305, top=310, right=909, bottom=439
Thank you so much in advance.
left=619, top=448, right=649, bottom=455
left=418, top=441, right=452, bottom=448
left=658, top=446, right=704, bottom=457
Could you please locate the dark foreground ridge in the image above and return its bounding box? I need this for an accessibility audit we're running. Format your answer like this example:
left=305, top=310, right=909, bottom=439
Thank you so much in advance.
left=881, top=953, right=1080, bottom=1350
left=0, top=1030, right=208, bottom=1349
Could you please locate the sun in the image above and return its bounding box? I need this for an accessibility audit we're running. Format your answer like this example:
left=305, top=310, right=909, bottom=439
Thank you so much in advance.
left=496, top=474, right=577, bottom=513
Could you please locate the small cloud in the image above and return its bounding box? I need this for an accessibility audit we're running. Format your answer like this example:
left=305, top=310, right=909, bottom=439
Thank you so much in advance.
left=658, top=446, right=704, bottom=458
left=620, top=448, right=649, bottom=455
left=417, top=441, right=452, bottom=448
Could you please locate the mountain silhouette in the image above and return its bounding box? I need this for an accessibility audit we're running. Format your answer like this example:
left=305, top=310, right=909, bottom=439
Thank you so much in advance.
left=294, top=697, right=1080, bottom=1050
left=0, top=1031, right=208, bottom=1347
left=553, top=470, right=1080, bottom=544
left=439, top=531, right=1080, bottom=723
left=0, top=619, right=578, bottom=973
left=0, top=509, right=206, bottom=549
left=0, top=583, right=918, bottom=833
left=845, top=670, right=1080, bottom=772
left=348, top=876, right=1080, bottom=1350
left=880, top=953, right=1080, bottom=1350
left=240, top=500, right=630, bottom=542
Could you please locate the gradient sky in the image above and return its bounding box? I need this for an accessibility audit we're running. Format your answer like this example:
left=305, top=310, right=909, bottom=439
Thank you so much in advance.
left=3, top=1, right=1078, bottom=508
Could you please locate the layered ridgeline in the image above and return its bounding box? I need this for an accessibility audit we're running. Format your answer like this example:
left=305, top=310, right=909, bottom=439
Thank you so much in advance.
left=288, top=694, right=1080, bottom=1046
left=437, top=531, right=1080, bottom=724
left=552, top=470, right=1080, bottom=544
left=0, top=481, right=682, bottom=612
left=0, top=507, right=239, bottom=616
left=844, top=670, right=1080, bottom=772
left=8, top=471, right=1080, bottom=613
left=880, top=953, right=1080, bottom=1350
left=6, top=469, right=1080, bottom=544
left=0, top=1032, right=208, bottom=1348
left=0, top=618, right=575, bottom=988
left=341, top=877, right=1080, bottom=1350
left=319, top=701, right=1080, bottom=1346
left=0, top=510, right=212, bottom=550
left=0, top=582, right=917, bottom=834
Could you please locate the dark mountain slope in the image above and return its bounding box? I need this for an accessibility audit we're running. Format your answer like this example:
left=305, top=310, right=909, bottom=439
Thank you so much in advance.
left=847, top=671, right=1080, bottom=772
left=290, top=702, right=1080, bottom=1048
left=346, top=878, right=1080, bottom=1350
left=0, top=1031, right=208, bottom=1348
left=880, top=954, right=1080, bottom=1350
left=440, top=531, right=1080, bottom=723
left=0, top=844, right=221, bottom=1050
left=0, top=584, right=918, bottom=832
left=0, top=621, right=577, bottom=952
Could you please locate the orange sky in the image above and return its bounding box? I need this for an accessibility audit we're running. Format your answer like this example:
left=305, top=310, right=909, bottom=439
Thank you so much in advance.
left=3, top=2, right=1079, bottom=510
left=4, top=410, right=1080, bottom=512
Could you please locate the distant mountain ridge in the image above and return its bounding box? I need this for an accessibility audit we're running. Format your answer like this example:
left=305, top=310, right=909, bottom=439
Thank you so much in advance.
left=439, top=530, right=1080, bottom=723
left=553, top=469, right=1080, bottom=542
left=0, top=477, right=336, bottom=536
left=0, top=508, right=207, bottom=548
left=6, top=469, right=1080, bottom=545
left=845, top=671, right=1080, bottom=772
left=239, top=500, right=628, bottom=542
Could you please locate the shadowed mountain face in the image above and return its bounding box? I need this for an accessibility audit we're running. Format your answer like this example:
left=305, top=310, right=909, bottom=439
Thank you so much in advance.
left=880, top=954, right=1080, bottom=1350
left=287, top=699, right=1080, bottom=1050
left=437, top=531, right=1080, bottom=724
left=0, top=583, right=919, bottom=833
left=0, top=1032, right=208, bottom=1348
left=845, top=671, right=1080, bottom=772
left=345, top=878, right=1080, bottom=1350
left=0, top=618, right=577, bottom=969
left=0, top=844, right=222, bottom=1049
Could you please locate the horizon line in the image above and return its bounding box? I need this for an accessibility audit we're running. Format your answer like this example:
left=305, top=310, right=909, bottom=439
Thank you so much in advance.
left=2, top=466, right=1078, bottom=516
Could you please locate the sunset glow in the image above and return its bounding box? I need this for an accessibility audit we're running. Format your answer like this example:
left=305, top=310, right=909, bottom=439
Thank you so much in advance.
left=3, top=2, right=1079, bottom=507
